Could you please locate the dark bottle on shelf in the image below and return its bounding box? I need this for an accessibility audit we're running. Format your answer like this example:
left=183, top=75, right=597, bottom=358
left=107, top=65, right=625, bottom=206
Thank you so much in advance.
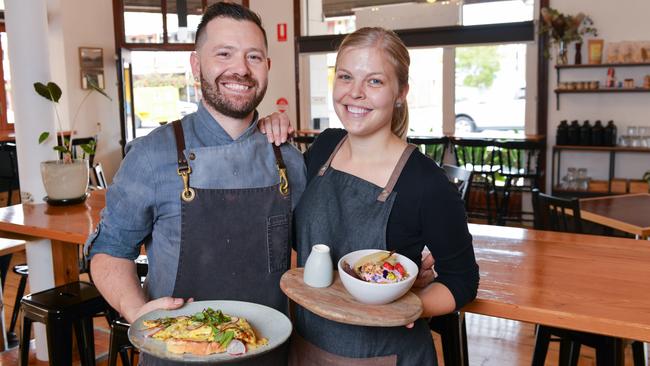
left=556, top=120, right=569, bottom=145
left=568, top=120, right=580, bottom=145
left=604, top=120, right=617, bottom=146
left=591, top=120, right=604, bottom=146
left=579, top=120, right=592, bottom=146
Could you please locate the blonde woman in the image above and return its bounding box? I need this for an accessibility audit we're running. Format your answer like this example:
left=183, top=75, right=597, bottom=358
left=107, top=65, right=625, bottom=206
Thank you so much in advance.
left=265, top=27, right=478, bottom=365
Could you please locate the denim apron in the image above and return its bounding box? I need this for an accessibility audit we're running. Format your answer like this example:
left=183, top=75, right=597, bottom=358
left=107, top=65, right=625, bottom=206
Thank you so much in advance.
left=142, top=120, right=292, bottom=366
left=290, top=135, right=436, bottom=366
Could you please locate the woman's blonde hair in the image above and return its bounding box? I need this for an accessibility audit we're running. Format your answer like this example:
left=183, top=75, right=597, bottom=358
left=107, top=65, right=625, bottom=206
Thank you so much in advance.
left=336, top=27, right=410, bottom=139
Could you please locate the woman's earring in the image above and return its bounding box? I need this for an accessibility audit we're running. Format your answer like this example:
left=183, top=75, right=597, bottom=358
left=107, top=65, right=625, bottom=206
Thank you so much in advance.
left=395, top=101, right=403, bottom=108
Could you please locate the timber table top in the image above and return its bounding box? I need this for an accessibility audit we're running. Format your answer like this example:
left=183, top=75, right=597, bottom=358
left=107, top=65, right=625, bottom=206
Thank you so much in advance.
left=465, top=223, right=650, bottom=342
left=579, top=193, right=650, bottom=238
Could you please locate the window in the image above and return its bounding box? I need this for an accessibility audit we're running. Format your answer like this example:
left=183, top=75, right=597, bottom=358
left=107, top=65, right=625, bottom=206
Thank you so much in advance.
left=454, top=44, right=527, bottom=137
left=0, top=23, right=13, bottom=132
left=297, top=0, right=536, bottom=138
left=131, top=51, right=198, bottom=138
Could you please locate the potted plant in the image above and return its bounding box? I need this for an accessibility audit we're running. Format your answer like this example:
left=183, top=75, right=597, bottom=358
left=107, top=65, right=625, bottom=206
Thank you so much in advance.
left=540, top=7, right=598, bottom=65
left=644, top=171, right=650, bottom=192
left=34, top=77, right=111, bottom=203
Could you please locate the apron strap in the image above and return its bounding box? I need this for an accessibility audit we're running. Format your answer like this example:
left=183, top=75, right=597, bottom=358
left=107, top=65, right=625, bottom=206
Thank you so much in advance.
left=172, top=120, right=196, bottom=202
left=318, top=135, right=348, bottom=176
left=272, top=144, right=291, bottom=196
left=377, top=144, right=416, bottom=202
left=172, top=120, right=187, bottom=170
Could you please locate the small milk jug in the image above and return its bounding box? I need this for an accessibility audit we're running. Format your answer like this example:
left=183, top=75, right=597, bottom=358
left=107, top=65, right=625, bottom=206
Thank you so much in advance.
left=303, top=244, right=333, bottom=288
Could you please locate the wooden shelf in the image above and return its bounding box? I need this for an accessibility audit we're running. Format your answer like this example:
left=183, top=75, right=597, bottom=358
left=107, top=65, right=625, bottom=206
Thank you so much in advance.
left=553, top=145, right=650, bottom=153
left=550, top=188, right=614, bottom=198
left=554, top=88, right=650, bottom=94
left=555, top=62, right=650, bottom=69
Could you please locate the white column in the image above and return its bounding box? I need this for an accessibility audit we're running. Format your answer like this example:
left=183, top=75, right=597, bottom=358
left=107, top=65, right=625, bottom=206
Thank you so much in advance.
left=5, top=0, right=58, bottom=205
left=5, top=0, right=58, bottom=361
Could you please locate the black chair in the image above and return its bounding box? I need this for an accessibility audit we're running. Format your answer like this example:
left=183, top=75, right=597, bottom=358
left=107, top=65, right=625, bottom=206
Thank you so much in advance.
left=57, top=136, right=96, bottom=166
left=495, top=140, right=543, bottom=226
left=19, top=281, right=110, bottom=366
left=107, top=256, right=149, bottom=366
left=426, top=164, right=474, bottom=366
left=429, top=312, right=469, bottom=366
left=0, top=143, right=20, bottom=206
left=451, top=138, right=499, bottom=224
left=442, top=164, right=473, bottom=205
left=91, top=162, right=108, bottom=189
left=408, top=136, right=449, bottom=166
left=531, top=189, right=642, bottom=366
left=290, top=135, right=315, bottom=153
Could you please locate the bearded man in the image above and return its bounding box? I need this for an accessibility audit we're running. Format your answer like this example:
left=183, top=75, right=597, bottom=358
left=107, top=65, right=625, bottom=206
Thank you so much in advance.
left=85, top=3, right=306, bottom=365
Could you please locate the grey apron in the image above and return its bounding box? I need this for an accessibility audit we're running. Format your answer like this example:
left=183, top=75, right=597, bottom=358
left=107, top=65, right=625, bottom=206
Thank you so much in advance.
left=142, top=120, right=292, bottom=366
left=290, top=135, right=436, bottom=366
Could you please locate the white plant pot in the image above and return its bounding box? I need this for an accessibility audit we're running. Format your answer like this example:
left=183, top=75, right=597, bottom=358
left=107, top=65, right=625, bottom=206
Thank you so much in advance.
left=40, top=159, right=89, bottom=200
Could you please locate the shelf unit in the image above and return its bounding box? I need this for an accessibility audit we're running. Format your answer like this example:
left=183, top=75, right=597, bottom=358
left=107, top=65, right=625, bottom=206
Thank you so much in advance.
left=554, top=63, right=650, bottom=109
left=551, top=145, right=650, bottom=197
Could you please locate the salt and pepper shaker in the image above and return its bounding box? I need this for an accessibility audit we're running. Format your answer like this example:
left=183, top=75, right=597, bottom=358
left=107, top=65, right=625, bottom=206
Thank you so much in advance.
left=303, top=244, right=333, bottom=288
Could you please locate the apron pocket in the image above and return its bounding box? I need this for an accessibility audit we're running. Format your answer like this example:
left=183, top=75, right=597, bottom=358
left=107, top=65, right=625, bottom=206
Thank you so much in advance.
left=267, top=214, right=290, bottom=273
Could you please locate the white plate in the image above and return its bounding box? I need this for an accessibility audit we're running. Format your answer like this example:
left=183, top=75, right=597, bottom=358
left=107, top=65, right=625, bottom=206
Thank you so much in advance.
left=128, top=300, right=292, bottom=363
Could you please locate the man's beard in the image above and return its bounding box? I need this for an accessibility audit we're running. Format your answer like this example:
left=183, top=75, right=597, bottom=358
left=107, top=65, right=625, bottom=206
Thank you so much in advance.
left=201, top=73, right=267, bottom=119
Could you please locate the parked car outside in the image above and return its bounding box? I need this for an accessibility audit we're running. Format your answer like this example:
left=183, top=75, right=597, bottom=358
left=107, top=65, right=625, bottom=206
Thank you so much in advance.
left=455, top=87, right=525, bottom=133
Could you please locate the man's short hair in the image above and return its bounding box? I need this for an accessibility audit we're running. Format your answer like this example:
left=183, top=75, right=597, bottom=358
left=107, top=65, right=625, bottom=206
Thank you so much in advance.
left=195, top=2, right=268, bottom=50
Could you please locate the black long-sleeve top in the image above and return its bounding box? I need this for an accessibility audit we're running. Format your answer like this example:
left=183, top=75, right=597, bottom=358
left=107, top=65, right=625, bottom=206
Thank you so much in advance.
left=304, top=128, right=479, bottom=310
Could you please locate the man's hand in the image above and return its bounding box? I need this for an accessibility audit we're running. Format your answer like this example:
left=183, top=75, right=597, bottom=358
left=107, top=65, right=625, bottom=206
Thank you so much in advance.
left=413, top=251, right=436, bottom=289
left=258, top=112, right=294, bottom=146
left=124, top=297, right=192, bottom=324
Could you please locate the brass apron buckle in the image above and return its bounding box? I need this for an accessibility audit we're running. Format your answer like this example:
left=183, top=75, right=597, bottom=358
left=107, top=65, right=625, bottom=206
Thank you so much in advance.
left=278, top=166, right=290, bottom=196
left=177, top=166, right=196, bottom=202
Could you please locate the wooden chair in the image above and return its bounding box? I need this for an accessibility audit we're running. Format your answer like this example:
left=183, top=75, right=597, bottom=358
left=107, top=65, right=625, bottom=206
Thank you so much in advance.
left=442, top=164, right=473, bottom=205
left=107, top=256, right=148, bottom=366
left=426, top=164, right=474, bottom=366
left=451, top=138, right=499, bottom=224
left=495, top=140, right=543, bottom=226
left=91, top=163, right=108, bottom=189
left=407, top=136, right=449, bottom=166
left=0, top=144, right=20, bottom=206
left=290, top=135, right=315, bottom=153
left=0, top=237, right=27, bottom=346
left=531, top=189, right=643, bottom=366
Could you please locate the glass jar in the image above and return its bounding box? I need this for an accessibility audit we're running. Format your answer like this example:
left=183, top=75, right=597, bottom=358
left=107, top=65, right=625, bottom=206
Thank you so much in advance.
left=577, top=168, right=589, bottom=191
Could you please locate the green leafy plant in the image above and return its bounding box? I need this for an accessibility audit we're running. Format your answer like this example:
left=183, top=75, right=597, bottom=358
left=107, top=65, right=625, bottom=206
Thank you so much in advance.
left=539, top=7, right=598, bottom=58
left=33, top=76, right=111, bottom=162
left=643, top=171, right=650, bottom=185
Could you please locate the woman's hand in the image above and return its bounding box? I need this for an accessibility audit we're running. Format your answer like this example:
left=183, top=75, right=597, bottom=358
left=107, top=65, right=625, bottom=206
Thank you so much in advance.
left=413, top=250, right=437, bottom=289
left=258, top=112, right=295, bottom=146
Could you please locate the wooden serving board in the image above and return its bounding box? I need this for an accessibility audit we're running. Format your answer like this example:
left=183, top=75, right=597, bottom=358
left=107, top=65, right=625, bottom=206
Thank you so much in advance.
left=280, top=268, right=422, bottom=327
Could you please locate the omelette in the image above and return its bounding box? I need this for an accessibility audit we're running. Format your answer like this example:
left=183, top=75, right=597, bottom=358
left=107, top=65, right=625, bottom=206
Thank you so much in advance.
left=142, top=308, right=268, bottom=355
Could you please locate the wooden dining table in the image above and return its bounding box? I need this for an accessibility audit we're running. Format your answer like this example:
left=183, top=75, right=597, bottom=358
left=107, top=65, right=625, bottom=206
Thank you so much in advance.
left=0, top=193, right=649, bottom=360
left=464, top=223, right=650, bottom=345
left=579, top=193, right=650, bottom=239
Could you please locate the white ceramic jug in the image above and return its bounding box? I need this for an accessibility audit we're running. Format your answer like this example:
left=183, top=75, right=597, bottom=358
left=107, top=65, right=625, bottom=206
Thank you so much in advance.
left=303, top=244, right=333, bottom=288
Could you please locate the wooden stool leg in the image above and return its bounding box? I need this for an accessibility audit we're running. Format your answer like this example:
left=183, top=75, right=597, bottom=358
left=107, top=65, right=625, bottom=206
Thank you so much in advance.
left=46, top=320, right=73, bottom=366
left=19, top=317, right=31, bottom=366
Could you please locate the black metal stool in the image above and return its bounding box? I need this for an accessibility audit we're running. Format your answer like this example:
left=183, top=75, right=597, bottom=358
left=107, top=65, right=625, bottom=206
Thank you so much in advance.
left=19, top=281, right=108, bottom=366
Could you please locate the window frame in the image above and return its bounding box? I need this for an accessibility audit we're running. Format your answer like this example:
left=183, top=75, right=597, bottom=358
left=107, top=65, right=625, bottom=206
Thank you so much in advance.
left=0, top=22, right=12, bottom=132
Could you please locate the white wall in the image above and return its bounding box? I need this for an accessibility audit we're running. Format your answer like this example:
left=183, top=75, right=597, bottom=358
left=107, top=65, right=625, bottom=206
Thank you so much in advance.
left=547, top=0, right=650, bottom=188
left=249, top=0, right=297, bottom=127
left=55, top=0, right=121, bottom=182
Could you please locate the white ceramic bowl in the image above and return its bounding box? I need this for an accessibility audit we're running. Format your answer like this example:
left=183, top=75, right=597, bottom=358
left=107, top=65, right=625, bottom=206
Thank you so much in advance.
left=337, top=249, right=418, bottom=305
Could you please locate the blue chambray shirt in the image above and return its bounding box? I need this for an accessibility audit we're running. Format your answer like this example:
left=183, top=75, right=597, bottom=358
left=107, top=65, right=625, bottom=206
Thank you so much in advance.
left=84, top=102, right=306, bottom=299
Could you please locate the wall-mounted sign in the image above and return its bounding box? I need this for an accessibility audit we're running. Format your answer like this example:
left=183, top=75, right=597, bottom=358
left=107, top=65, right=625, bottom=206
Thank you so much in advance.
left=276, top=97, right=289, bottom=113
left=277, top=23, right=287, bottom=42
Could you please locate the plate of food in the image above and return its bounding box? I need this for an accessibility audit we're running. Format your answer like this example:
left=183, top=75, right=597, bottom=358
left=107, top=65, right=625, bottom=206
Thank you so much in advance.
left=128, top=300, right=292, bottom=363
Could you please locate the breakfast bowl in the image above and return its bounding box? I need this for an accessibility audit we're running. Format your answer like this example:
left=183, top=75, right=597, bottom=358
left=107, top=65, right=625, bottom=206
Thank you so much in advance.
left=337, top=249, right=418, bottom=305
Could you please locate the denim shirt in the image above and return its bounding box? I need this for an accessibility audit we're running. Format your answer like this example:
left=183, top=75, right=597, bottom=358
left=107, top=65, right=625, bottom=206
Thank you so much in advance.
left=84, top=103, right=306, bottom=299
